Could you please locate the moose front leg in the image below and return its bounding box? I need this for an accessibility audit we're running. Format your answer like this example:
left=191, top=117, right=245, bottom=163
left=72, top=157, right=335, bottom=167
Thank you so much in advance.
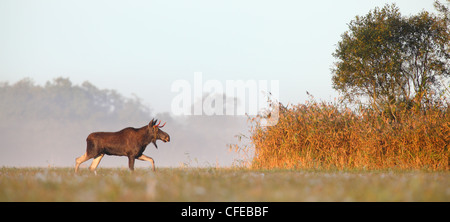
left=137, top=154, right=156, bottom=172
left=89, top=154, right=104, bottom=175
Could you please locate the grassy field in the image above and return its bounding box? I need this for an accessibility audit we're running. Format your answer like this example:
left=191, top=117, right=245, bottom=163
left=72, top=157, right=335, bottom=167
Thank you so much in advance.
left=0, top=167, right=448, bottom=201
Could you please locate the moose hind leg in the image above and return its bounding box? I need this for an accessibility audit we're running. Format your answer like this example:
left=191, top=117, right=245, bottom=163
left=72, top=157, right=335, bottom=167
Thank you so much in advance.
left=128, top=156, right=135, bottom=171
left=137, top=154, right=156, bottom=172
left=75, top=153, right=90, bottom=173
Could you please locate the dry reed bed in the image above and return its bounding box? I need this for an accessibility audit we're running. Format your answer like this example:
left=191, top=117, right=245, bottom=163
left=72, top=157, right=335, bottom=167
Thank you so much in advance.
left=249, top=100, right=449, bottom=171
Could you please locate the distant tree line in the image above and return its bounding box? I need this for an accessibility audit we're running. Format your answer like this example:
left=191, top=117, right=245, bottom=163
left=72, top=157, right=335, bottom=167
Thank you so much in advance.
left=0, top=77, right=151, bottom=124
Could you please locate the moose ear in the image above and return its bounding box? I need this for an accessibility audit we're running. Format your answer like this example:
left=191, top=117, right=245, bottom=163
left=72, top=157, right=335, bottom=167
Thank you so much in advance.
left=149, top=119, right=157, bottom=127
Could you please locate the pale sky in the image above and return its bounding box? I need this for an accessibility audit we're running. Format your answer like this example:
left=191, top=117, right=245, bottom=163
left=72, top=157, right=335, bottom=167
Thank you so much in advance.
left=0, top=0, right=439, bottom=113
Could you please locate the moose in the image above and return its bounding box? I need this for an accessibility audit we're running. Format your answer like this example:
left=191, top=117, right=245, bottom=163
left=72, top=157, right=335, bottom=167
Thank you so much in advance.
left=75, top=119, right=170, bottom=173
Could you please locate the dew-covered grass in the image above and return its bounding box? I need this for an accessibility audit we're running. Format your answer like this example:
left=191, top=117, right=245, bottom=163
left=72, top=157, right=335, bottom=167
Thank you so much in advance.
left=0, top=167, right=448, bottom=201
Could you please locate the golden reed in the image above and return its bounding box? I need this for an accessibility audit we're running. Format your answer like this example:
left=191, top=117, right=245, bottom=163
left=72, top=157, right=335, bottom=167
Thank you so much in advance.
left=238, top=100, right=449, bottom=171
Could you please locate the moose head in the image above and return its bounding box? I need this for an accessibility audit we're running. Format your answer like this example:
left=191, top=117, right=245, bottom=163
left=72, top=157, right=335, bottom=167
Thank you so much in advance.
left=148, top=118, right=170, bottom=148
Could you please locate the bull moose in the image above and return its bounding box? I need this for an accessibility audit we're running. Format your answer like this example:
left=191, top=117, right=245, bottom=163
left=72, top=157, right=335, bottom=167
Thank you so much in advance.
left=75, top=119, right=170, bottom=173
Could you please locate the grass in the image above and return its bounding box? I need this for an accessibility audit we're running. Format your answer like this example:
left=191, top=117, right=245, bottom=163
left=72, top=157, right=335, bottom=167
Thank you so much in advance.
left=0, top=167, right=448, bottom=201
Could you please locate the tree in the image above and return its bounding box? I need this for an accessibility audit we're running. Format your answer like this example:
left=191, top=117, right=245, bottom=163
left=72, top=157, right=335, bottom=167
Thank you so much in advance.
left=332, top=2, right=449, bottom=115
left=401, top=1, right=450, bottom=109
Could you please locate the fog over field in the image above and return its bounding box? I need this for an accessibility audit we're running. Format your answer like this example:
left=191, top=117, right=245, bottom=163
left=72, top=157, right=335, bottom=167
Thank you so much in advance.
left=0, top=0, right=439, bottom=169
left=0, top=77, right=248, bottom=168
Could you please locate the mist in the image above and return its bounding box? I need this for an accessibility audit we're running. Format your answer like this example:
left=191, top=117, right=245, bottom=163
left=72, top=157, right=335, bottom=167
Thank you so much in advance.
left=0, top=77, right=249, bottom=168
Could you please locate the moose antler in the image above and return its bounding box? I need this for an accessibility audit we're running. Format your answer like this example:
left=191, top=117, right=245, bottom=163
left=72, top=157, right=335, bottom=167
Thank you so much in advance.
left=152, top=120, right=166, bottom=128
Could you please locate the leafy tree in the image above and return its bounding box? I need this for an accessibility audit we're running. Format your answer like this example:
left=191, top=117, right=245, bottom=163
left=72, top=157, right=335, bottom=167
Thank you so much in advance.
left=332, top=2, right=449, bottom=115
